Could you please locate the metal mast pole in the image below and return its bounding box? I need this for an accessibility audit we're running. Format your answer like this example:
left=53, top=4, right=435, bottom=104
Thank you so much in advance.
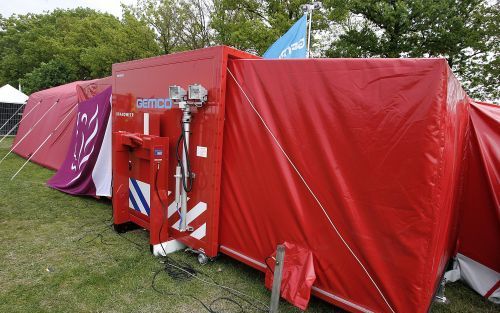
left=180, top=106, right=191, bottom=232
left=307, top=10, right=313, bottom=58
left=302, top=2, right=321, bottom=58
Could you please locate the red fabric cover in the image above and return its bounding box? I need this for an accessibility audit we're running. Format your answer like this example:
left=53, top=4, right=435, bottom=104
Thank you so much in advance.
left=458, top=101, right=500, bottom=273
left=12, top=78, right=110, bottom=170
left=264, top=242, right=316, bottom=310
left=76, top=76, right=113, bottom=102
left=220, top=59, right=469, bottom=313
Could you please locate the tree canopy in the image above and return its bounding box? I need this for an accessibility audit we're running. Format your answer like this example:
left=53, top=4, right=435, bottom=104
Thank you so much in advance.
left=0, top=1, right=497, bottom=101
left=0, top=8, right=160, bottom=94
left=126, top=0, right=500, bottom=101
left=326, top=0, right=499, bottom=100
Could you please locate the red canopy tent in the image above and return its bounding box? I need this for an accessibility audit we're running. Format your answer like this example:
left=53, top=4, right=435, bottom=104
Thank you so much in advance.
left=11, top=78, right=111, bottom=170
left=452, top=100, right=499, bottom=302
left=219, top=58, right=469, bottom=313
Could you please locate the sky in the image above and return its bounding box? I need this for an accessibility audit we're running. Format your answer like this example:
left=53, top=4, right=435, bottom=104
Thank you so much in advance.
left=0, top=0, right=136, bottom=18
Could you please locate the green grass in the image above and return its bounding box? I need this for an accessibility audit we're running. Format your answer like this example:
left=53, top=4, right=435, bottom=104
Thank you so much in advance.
left=0, top=137, right=497, bottom=313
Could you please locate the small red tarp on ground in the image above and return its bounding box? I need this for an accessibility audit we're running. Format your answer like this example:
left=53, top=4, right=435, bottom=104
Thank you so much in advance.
left=264, top=242, right=316, bottom=310
left=220, top=58, right=469, bottom=313
left=12, top=78, right=111, bottom=170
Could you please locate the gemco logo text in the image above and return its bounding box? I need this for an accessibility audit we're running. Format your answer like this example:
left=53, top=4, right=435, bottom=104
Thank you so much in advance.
left=136, top=98, right=173, bottom=109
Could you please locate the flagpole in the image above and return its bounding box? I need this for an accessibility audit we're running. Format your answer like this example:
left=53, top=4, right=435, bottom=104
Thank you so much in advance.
left=307, top=10, right=312, bottom=58
left=302, top=2, right=322, bottom=59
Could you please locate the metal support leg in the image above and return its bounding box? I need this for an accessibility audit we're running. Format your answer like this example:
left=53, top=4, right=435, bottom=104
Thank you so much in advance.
left=434, top=277, right=449, bottom=304
left=269, top=245, right=286, bottom=313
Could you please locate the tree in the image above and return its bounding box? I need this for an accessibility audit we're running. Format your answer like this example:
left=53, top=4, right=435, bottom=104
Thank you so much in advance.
left=0, top=8, right=160, bottom=94
left=127, top=0, right=213, bottom=54
left=326, top=0, right=499, bottom=101
left=19, top=59, right=79, bottom=94
left=0, top=2, right=497, bottom=100
left=77, top=7, right=162, bottom=78
left=210, top=0, right=347, bottom=55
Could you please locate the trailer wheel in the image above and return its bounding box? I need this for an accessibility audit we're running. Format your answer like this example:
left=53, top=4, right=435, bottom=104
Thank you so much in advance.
left=198, top=253, right=209, bottom=265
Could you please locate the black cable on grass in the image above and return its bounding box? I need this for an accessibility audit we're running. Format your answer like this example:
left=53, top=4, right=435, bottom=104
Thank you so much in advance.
left=116, top=232, right=144, bottom=249
left=76, top=214, right=143, bottom=249
left=153, top=166, right=268, bottom=313
left=76, top=224, right=114, bottom=245
left=77, top=217, right=267, bottom=312
left=151, top=261, right=268, bottom=313
left=75, top=169, right=268, bottom=313
left=74, top=197, right=113, bottom=231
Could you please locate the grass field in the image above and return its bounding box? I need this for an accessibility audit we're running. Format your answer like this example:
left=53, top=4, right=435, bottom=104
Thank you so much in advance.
left=0, top=137, right=497, bottom=313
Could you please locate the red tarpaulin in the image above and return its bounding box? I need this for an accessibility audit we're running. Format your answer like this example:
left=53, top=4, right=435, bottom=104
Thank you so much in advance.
left=264, top=242, right=316, bottom=310
left=220, top=58, right=469, bottom=313
left=455, top=100, right=499, bottom=302
left=12, top=78, right=110, bottom=170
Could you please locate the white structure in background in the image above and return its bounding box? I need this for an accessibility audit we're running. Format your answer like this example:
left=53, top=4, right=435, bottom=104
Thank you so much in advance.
left=0, top=84, right=28, bottom=104
left=0, top=84, right=29, bottom=136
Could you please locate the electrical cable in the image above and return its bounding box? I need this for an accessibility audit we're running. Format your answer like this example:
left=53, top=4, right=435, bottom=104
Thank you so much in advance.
left=176, top=116, right=193, bottom=192
left=75, top=173, right=268, bottom=312
left=155, top=165, right=196, bottom=279
left=156, top=258, right=269, bottom=312
left=153, top=166, right=269, bottom=313
left=77, top=221, right=144, bottom=248
left=76, top=200, right=143, bottom=249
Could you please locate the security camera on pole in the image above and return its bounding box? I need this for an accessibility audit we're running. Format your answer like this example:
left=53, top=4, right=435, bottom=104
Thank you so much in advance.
left=300, top=1, right=322, bottom=58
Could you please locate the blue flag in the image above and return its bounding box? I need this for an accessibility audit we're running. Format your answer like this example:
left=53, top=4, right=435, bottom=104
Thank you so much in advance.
left=263, top=15, right=308, bottom=59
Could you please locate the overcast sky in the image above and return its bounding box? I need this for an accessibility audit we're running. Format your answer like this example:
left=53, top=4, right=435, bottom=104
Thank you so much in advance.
left=0, top=0, right=136, bottom=18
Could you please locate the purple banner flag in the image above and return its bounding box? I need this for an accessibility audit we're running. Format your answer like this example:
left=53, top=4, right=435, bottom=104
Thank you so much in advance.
left=47, top=87, right=112, bottom=196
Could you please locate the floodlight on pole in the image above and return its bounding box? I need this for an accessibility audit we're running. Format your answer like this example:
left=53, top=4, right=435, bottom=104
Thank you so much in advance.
left=300, top=1, right=323, bottom=58
left=169, top=83, right=208, bottom=232
left=169, top=85, right=187, bottom=101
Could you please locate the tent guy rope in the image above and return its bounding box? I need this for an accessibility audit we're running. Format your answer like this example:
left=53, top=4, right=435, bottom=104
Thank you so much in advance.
left=11, top=105, right=78, bottom=180
left=0, top=99, right=59, bottom=165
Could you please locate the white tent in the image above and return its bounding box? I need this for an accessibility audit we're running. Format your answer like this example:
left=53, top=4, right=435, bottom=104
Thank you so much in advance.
left=0, top=84, right=29, bottom=136
left=0, top=84, right=28, bottom=104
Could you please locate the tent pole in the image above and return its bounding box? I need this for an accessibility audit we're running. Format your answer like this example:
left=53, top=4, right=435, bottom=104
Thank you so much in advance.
left=0, top=103, right=25, bottom=133
left=10, top=105, right=77, bottom=180
left=0, top=99, right=43, bottom=145
left=0, top=99, right=59, bottom=165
